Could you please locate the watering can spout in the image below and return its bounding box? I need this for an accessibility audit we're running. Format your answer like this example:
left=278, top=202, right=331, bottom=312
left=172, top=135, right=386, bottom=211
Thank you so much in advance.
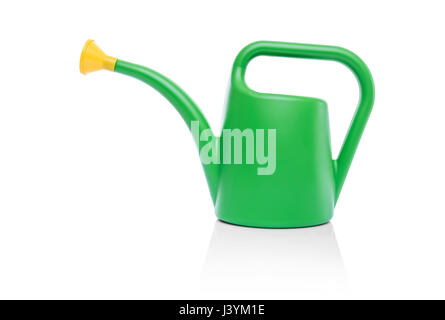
left=79, top=40, right=117, bottom=75
left=79, top=40, right=220, bottom=203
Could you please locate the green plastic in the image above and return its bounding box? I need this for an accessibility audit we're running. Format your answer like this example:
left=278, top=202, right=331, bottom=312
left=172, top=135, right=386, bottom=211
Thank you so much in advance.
left=112, top=41, right=374, bottom=228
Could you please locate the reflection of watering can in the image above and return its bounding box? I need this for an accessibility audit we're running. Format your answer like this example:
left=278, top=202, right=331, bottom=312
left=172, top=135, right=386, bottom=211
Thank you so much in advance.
left=202, top=221, right=346, bottom=290
left=79, top=40, right=374, bottom=228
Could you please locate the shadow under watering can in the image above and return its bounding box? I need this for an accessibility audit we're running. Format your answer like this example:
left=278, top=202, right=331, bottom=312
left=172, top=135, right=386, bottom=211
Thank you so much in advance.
left=201, top=221, right=346, bottom=293
left=80, top=40, right=374, bottom=228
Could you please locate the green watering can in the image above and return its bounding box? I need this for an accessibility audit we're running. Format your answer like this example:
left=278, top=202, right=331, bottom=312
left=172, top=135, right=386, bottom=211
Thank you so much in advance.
left=79, top=39, right=374, bottom=228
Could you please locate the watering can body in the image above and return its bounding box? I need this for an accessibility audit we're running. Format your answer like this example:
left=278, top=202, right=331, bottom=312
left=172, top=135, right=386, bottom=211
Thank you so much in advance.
left=80, top=40, right=374, bottom=228
left=218, top=89, right=334, bottom=227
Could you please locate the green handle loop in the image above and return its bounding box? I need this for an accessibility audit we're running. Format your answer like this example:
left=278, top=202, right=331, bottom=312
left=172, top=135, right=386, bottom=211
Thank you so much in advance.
left=232, top=41, right=375, bottom=202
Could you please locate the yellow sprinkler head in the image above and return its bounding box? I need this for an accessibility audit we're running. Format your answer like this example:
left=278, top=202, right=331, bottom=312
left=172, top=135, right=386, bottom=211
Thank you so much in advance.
left=79, top=39, right=117, bottom=75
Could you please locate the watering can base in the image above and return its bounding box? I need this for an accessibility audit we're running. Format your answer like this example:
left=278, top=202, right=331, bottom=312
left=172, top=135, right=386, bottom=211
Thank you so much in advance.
left=216, top=215, right=333, bottom=229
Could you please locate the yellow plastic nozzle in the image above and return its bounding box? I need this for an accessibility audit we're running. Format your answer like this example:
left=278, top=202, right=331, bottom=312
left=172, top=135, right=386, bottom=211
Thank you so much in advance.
left=79, top=39, right=117, bottom=75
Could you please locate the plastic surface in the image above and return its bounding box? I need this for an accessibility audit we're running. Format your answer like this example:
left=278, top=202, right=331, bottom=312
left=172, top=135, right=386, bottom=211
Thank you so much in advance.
left=79, top=40, right=117, bottom=75
left=80, top=40, right=374, bottom=228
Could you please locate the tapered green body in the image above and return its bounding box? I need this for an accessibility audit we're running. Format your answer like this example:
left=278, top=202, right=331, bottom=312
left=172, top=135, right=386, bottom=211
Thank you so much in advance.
left=109, top=41, right=374, bottom=228
left=217, top=88, right=335, bottom=227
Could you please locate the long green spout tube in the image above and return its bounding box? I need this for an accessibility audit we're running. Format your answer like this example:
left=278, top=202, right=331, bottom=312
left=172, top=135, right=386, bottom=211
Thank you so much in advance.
left=114, top=60, right=220, bottom=203
left=79, top=40, right=219, bottom=203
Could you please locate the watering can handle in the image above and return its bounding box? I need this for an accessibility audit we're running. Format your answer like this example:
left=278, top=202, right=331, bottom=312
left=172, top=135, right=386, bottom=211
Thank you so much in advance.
left=232, top=41, right=375, bottom=201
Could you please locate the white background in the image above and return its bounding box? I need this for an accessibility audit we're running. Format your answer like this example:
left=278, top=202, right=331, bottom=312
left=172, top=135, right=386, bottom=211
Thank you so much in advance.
left=0, top=0, right=444, bottom=299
